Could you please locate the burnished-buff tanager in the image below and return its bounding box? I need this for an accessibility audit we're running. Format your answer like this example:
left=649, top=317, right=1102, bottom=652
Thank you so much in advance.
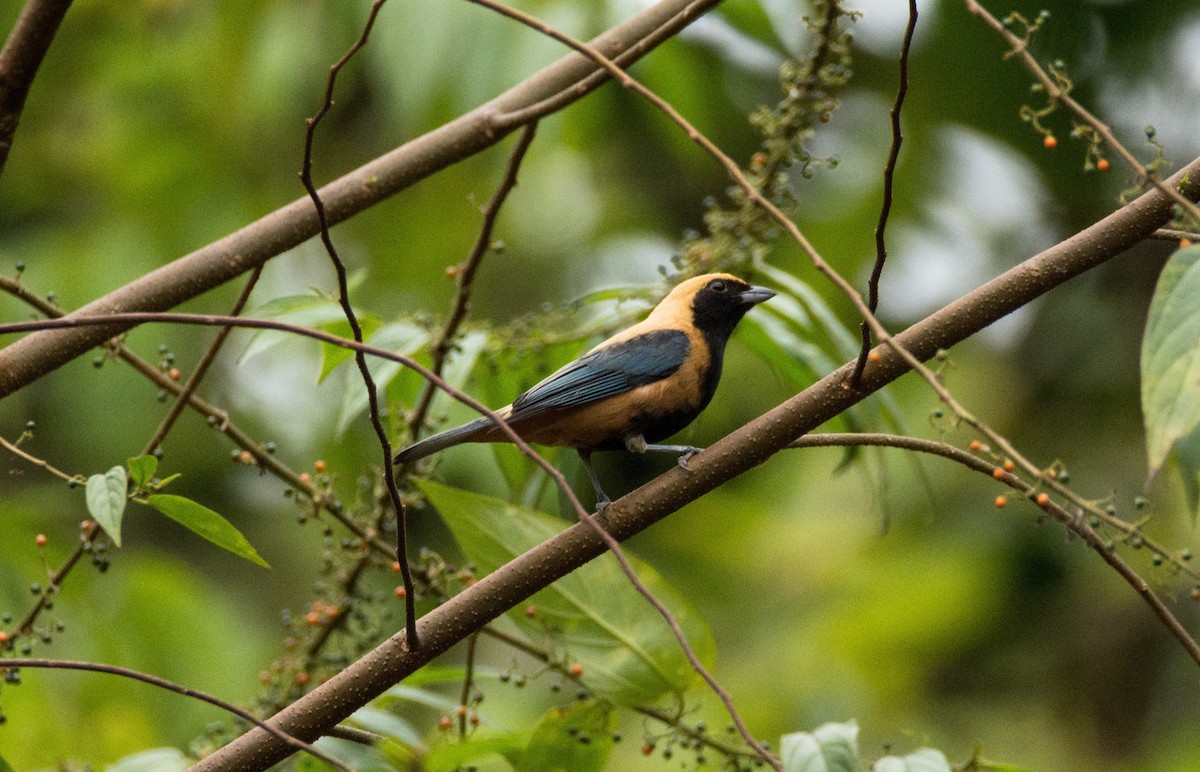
left=394, top=273, right=775, bottom=507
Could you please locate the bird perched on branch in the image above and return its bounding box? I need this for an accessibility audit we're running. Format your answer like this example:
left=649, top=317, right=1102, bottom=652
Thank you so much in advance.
left=394, top=273, right=775, bottom=508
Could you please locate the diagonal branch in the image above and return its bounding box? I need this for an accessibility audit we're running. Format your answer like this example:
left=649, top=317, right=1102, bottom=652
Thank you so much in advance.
left=2, top=658, right=350, bottom=770
left=0, top=0, right=723, bottom=397
left=188, top=154, right=1200, bottom=770
left=409, top=121, right=538, bottom=438
left=0, top=0, right=74, bottom=175
left=789, top=433, right=1200, bottom=665
left=852, top=0, right=917, bottom=386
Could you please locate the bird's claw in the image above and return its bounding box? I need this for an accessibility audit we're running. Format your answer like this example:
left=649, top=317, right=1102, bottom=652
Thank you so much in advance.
left=677, top=448, right=700, bottom=471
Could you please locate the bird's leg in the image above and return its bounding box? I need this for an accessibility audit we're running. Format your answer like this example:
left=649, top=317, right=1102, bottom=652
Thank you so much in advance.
left=577, top=450, right=612, bottom=512
left=623, top=434, right=702, bottom=470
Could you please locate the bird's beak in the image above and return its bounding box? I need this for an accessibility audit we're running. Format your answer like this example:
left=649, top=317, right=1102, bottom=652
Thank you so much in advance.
left=738, top=285, right=776, bottom=305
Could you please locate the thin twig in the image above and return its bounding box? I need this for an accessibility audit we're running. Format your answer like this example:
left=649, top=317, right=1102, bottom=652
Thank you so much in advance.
left=1, top=309, right=779, bottom=768
left=297, top=0, right=421, bottom=648
left=851, top=0, right=917, bottom=387
left=142, top=266, right=263, bottom=456
left=2, top=658, right=351, bottom=770
left=0, top=431, right=75, bottom=482
left=1151, top=228, right=1198, bottom=243
left=457, top=632, right=478, bottom=738
left=409, top=121, right=538, bottom=439
left=963, top=0, right=1200, bottom=227
left=0, top=0, right=75, bottom=175
left=789, top=433, right=1200, bottom=666
left=480, top=625, right=761, bottom=762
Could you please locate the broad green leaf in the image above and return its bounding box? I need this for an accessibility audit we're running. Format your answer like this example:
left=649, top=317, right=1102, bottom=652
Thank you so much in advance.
left=318, top=315, right=382, bottom=382
left=781, top=721, right=861, bottom=772
left=516, top=700, right=615, bottom=772
left=1142, top=245, right=1200, bottom=495
left=86, top=465, right=127, bottom=547
left=423, top=330, right=489, bottom=420
left=1175, top=426, right=1200, bottom=516
left=126, top=454, right=158, bottom=488
left=349, top=706, right=424, bottom=750
left=424, top=733, right=525, bottom=772
left=0, top=754, right=14, bottom=772
left=104, top=748, right=189, bottom=772
left=238, top=293, right=379, bottom=366
left=335, top=321, right=427, bottom=437
left=872, top=748, right=952, bottom=772
left=419, top=480, right=716, bottom=706
left=146, top=494, right=269, bottom=568
left=380, top=684, right=461, bottom=714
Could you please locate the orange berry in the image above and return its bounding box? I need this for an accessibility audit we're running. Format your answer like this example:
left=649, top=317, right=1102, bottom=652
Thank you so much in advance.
left=394, top=585, right=406, bottom=598
left=994, top=496, right=1007, bottom=508
left=455, top=705, right=468, bottom=717
left=569, top=662, right=584, bottom=677
left=168, top=367, right=182, bottom=381
left=35, top=533, right=47, bottom=547
left=304, top=611, right=321, bottom=626
left=391, top=560, right=402, bottom=573
left=0, top=631, right=9, bottom=645
left=967, top=440, right=983, bottom=452
left=1096, top=158, right=1110, bottom=172
left=524, top=604, right=537, bottom=618
left=1043, top=135, right=1057, bottom=149
left=1182, top=238, right=1194, bottom=249
left=1002, top=459, right=1015, bottom=472
left=313, top=459, right=327, bottom=473
left=642, top=743, right=655, bottom=756
left=1192, top=588, right=1200, bottom=601
left=298, top=472, right=312, bottom=486
left=324, top=604, right=340, bottom=620
left=469, top=714, right=480, bottom=726
left=295, top=671, right=311, bottom=686
left=1045, top=468, right=1057, bottom=480
left=867, top=350, right=882, bottom=363
left=438, top=716, right=453, bottom=731
left=992, top=467, right=1006, bottom=480
left=1036, top=492, right=1050, bottom=507
left=238, top=450, right=254, bottom=465
left=445, top=265, right=460, bottom=279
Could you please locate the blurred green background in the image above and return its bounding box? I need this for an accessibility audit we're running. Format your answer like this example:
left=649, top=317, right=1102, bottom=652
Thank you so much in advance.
left=1, top=0, right=1199, bottom=769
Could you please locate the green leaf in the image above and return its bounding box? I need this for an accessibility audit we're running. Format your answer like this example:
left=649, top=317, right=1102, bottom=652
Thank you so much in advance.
left=781, top=721, right=861, bottom=772
left=105, top=748, right=189, bottom=772
left=424, top=733, right=525, bottom=772
left=146, top=494, right=269, bottom=567
left=1142, top=245, right=1200, bottom=495
left=349, top=706, right=424, bottom=750
left=1174, top=426, right=1200, bottom=516
left=335, top=321, right=427, bottom=437
left=872, top=748, right=952, bottom=772
left=423, top=329, right=489, bottom=420
left=419, top=480, right=716, bottom=705
left=86, top=465, right=127, bottom=547
left=517, top=700, right=615, bottom=772
left=238, top=293, right=379, bottom=368
left=126, top=454, right=159, bottom=488
left=318, top=315, right=382, bottom=382
left=0, top=754, right=14, bottom=772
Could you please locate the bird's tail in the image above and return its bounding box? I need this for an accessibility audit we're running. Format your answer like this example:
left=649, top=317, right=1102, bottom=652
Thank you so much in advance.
left=393, top=415, right=493, bottom=465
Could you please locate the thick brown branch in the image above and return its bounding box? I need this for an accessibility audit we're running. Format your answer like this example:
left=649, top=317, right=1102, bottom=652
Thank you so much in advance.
left=0, top=0, right=721, bottom=397
left=190, top=155, right=1200, bottom=771
left=0, top=0, right=73, bottom=174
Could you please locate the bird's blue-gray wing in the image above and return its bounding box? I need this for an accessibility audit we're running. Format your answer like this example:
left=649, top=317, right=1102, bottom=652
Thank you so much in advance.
left=509, top=329, right=689, bottom=421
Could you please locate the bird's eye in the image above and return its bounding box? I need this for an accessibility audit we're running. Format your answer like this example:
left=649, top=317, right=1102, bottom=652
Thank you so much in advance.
left=708, top=280, right=728, bottom=293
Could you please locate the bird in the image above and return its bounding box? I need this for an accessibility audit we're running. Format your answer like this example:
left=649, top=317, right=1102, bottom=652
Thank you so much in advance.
left=394, top=273, right=775, bottom=508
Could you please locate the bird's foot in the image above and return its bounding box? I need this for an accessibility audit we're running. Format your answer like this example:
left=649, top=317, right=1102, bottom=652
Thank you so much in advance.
left=676, top=447, right=701, bottom=470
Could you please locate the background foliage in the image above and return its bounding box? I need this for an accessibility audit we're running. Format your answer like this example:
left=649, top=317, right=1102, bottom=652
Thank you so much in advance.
left=1, top=0, right=1199, bottom=769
